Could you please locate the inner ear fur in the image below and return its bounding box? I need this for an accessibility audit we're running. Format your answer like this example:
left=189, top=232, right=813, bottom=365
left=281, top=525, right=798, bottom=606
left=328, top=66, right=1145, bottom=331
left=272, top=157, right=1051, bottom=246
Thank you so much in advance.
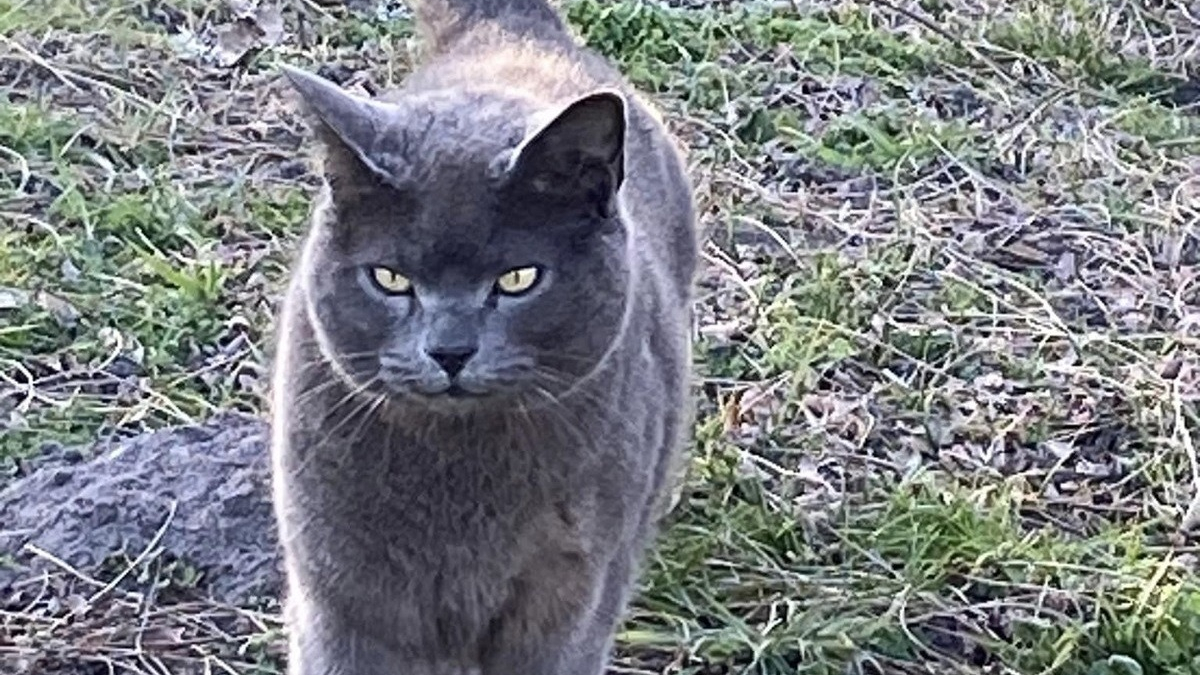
left=503, top=90, right=628, bottom=218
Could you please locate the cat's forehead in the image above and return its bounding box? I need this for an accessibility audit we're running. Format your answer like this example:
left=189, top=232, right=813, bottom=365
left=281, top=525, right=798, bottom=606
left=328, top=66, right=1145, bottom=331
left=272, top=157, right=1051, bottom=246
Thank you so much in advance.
left=336, top=91, right=569, bottom=266
left=347, top=165, right=536, bottom=271
left=384, top=91, right=533, bottom=170
left=394, top=212, right=554, bottom=283
left=390, top=100, right=531, bottom=227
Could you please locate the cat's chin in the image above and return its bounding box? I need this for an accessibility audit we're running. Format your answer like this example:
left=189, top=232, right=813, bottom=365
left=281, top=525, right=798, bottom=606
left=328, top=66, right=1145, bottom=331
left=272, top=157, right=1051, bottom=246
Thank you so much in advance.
left=395, top=381, right=559, bottom=417
left=396, top=381, right=499, bottom=409
left=394, top=387, right=503, bottom=418
left=422, top=383, right=487, bottom=400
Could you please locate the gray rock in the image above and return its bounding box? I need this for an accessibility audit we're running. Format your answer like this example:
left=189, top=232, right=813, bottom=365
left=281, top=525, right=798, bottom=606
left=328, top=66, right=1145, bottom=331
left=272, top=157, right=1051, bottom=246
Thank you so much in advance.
left=0, top=412, right=282, bottom=608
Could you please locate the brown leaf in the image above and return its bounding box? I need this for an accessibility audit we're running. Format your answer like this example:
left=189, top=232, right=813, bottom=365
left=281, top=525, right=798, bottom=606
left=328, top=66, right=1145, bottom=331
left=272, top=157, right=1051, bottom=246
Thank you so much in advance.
left=720, top=392, right=740, bottom=435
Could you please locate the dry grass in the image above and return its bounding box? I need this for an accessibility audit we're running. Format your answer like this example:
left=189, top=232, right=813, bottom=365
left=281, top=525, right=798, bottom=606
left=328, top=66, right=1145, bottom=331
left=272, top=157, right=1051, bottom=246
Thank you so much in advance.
left=2, top=0, right=1199, bottom=673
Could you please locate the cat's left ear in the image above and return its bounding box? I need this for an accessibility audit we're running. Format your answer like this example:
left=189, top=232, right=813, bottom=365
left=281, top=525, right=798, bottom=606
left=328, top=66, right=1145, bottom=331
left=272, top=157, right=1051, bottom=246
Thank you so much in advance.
left=503, top=90, right=627, bottom=218
left=280, top=65, right=407, bottom=195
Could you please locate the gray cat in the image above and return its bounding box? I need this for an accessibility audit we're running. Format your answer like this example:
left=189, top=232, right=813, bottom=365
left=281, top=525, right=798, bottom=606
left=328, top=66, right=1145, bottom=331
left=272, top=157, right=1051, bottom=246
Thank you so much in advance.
left=268, top=0, right=698, bottom=673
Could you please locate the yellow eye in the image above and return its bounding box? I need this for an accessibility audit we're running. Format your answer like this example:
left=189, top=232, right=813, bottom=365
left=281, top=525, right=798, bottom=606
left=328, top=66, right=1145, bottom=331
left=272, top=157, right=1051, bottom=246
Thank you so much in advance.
left=495, top=266, right=541, bottom=295
left=371, top=267, right=413, bottom=294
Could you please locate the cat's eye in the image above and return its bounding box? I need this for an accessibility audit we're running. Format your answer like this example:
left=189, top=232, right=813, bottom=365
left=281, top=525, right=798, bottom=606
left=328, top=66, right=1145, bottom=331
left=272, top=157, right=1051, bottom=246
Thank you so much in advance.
left=370, top=267, right=413, bottom=295
left=495, top=266, right=541, bottom=296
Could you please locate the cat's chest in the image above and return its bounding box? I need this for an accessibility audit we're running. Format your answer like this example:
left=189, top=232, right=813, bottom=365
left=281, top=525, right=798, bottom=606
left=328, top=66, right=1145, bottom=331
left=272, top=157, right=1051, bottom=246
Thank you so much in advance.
left=298, top=401, right=652, bottom=544
left=334, top=424, right=577, bottom=514
left=356, top=439, right=603, bottom=568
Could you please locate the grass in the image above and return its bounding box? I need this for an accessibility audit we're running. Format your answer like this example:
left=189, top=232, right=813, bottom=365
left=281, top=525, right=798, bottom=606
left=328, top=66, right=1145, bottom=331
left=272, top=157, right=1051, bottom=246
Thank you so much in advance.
left=2, top=0, right=1199, bottom=673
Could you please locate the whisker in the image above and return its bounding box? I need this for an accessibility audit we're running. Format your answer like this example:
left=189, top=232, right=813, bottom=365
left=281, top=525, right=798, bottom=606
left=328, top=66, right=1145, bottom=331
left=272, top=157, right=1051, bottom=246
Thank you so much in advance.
left=329, top=391, right=391, bottom=469
left=276, top=350, right=386, bottom=409
left=287, top=375, right=382, bottom=477
left=533, top=350, right=599, bottom=365
left=526, top=365, right=649, bottom=445
left=524, top=384, right=597, bottom=452
left=530, top=366, right=610, bottom=409
left=288, top=376, right=348, bottom=409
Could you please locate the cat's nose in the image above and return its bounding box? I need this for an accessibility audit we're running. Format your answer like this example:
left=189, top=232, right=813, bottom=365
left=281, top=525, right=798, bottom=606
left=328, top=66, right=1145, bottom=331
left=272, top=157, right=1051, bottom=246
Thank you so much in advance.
left=426, top=346, right=477, bottom=378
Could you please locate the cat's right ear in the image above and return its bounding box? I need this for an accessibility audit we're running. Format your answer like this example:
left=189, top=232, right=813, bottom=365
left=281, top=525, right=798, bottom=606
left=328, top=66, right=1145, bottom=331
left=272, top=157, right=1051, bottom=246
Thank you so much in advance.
left=280, top=65, right=405, bottom=194
left=499, top=91, right=627, bottom=220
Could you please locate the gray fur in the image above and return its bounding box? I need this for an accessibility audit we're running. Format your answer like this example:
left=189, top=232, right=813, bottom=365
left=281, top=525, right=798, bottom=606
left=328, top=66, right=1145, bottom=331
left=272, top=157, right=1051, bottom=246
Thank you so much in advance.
left=269, top=1, right=697, bottom=673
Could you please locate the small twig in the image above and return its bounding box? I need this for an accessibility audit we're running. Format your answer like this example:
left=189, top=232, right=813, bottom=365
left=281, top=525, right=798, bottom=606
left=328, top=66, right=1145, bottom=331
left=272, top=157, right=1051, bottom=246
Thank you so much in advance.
left=1175, top=381, right=1200, bottom=532
left=0, top=35, right=157, bottom=110
left=84, top=500, right=179, bottom=609
left=21, top=544, right=108, bottom=590
left=862, top=0, right=1019, bottom=88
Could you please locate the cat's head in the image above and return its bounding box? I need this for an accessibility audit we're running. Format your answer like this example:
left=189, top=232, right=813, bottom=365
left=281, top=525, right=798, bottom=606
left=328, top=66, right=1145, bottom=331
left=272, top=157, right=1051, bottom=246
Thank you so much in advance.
left=282, top=66, right=632, bottom=410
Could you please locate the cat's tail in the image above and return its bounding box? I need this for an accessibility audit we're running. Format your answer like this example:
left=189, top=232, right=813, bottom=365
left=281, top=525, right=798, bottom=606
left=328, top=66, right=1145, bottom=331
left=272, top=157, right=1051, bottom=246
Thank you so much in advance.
left=412, top=0, right=569, bottom=53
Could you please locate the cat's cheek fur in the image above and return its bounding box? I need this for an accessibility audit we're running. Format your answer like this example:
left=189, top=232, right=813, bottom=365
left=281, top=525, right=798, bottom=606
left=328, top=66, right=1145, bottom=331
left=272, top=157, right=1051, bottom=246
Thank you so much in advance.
left=523, top=235, right=630, bottom=365
left=302, top=263, right=390, bottom=379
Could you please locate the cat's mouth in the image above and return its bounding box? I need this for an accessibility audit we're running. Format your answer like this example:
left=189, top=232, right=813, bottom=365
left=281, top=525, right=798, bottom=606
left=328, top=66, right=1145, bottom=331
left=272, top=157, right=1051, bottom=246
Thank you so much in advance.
left=443, top=384, right=481, bottom=399
left=411, top=382, right=488, bottom=401
left=389, top=370, right=505, bottom=403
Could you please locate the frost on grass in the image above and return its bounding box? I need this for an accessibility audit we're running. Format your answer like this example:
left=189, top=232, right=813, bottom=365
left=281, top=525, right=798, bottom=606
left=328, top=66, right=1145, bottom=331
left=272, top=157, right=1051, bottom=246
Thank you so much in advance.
left=2, top=0, right=1199, bottom=673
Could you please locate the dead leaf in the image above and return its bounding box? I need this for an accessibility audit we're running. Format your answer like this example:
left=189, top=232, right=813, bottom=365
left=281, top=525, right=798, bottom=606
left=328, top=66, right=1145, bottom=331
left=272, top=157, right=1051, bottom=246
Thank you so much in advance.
left=1160, top=354, right=1183, bottom=380
left=64, top=593, right=89, bottom=616
left=1043, top=439, right=1074, bottom=461
left=255, top=3, right=285, bottom=46
left=737, top=382, right=782, bottom=422
left=60, top=258, right=81, bottom=283
left=719, top=395, right=739, bottom=436
left=1053, top=251, right=1077, bottom=281
left=35, top=290, right=80, bottom=328
left=0, top=286, right=30, bottom=310
left=214, top=20, right=261, bottom=67
left=97, top=326, right=146, bottom=366
left=212, top=1, right=285, bottom=66
left=140, top=624, right=188, bottom=646
left=229, top=0, right=257, bottom=16
left=167, top=26, right=209, bottom=61
left=699, top=319, right=744, bottom=345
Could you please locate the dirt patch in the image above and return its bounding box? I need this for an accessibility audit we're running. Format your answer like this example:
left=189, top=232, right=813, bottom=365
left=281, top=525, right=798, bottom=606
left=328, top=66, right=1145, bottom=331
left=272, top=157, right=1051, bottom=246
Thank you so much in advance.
left=1, top=412, right=279, bottom=606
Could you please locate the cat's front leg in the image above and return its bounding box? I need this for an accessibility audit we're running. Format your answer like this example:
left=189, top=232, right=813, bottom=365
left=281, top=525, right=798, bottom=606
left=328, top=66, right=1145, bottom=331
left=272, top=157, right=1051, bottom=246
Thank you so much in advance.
left=480, top=551, right=636, bottom=675
left=285, top=615, right=397, bottom=675
left=286, top=607, right=482, bottom=675
left=556, top=552, right=640, bottom=675
left=478, top=608, right=618, bottom=675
